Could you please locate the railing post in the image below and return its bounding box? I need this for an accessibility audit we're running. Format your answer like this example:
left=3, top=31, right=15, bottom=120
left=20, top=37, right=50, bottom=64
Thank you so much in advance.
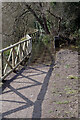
left=30, top=38, right=32, bottom=53
left=27, top=40, right=29, bottom=55
left=12, top=48, right=15, bottom=68
left=0, top=52, right=3, bottom=81
left=19, top=44, right=21, bottom=61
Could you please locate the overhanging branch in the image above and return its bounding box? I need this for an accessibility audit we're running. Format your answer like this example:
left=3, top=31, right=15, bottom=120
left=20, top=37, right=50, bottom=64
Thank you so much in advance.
left=47, top=9, right=62, bottom=20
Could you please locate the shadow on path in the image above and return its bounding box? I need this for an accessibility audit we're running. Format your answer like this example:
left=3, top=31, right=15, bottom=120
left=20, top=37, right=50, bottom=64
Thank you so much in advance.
left=1, top=40, right=55, bottom=118
left=1, top=66, right=43, bottom=118
left=1, top=67, right=26, bottom=92
left=32, top=61, right=54, bottom=119
left=32, top=39, right=55, bottom=119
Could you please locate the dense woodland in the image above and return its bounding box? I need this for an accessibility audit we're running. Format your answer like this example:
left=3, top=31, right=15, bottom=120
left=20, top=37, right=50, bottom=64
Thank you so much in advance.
left=2, top=2, right=80, bottom=49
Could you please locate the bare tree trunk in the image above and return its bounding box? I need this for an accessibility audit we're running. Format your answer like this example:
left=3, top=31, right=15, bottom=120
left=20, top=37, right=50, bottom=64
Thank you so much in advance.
left=58, top=18, right=62, bottom=34
left=26, top=4, right=50, bottom=34
left=43, top=15, right=50, bottom=34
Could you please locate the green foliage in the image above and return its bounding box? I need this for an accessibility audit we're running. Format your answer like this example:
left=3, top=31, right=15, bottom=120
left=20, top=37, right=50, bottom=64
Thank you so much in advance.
left=74, top=29, right=80, bottom=47
left=56, top=74, right=60, bottom=77
left=65, top=64, right=70, bottom=68
left=66, top=90, right=77, bottom=95
left=50, top=2, right=56, bottom=9
left=64, top=86, right=77, bottom=95
left=47, top=21, right=51, bottom=32
left=63, top=2, right=80, bottom=33
left=42, top=34, right=53, bottom=47
left=49, top=110, right=53, bottom=113
left=4, top=49, right=10, bottom=56
left=64, top=87, right=72, bottom=91
left=67, top=75, right=78, bottom=79
left=56, top=101, right=69, bottom=104
left=42, top=35, right=50, bottom=45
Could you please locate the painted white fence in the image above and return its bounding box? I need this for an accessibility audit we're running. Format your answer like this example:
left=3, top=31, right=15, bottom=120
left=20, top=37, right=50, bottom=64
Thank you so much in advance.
left=0, top=36, right=32, bottom=81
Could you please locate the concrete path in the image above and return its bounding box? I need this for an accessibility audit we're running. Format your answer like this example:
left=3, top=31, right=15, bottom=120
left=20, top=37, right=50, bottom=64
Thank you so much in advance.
left=1, top=61, right=54, bottom=118
left=0, top=49, right=78, bottom=119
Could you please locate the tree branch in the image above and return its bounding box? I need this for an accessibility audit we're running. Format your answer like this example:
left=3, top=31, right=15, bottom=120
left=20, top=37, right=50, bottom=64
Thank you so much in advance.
left=47, top=9, right=62, bottom=20
left=26, top=4, right=50, bottom=34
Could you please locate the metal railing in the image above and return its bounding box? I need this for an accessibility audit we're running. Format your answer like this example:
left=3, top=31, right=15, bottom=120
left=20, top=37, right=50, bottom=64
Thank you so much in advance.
left=0, top=37, right=32, bottom=81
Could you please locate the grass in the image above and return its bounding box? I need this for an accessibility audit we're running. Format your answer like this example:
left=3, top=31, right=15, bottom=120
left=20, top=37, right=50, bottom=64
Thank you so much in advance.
left=64, top=87, right=72, bottom=91
left=65, top=64, right=70, bottom=68
left=67, top=75, right=78, bottom=79
left=65, top=111, right=70, bottom=114
left=64, top=86, right=77, bottom=95
left=52, top=88, right=63, bottom=95
left=66, top=90, right=77, bottom=94
left=56, top=74, right=60, bottom=77
left=56, top=101, right=69, bottom=104
left=52, top=89, right=57, bottom=94
left=49, top=110, right=53, bottom=113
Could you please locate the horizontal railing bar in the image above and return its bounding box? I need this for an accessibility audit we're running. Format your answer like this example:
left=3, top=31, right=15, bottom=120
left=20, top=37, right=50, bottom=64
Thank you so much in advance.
left=0, top=30, right=39, bottom=81
left=0, top=38, right=31, bottom=53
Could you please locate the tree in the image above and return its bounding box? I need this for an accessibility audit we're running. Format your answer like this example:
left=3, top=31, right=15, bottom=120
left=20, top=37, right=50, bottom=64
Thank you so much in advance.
left=2, top=2, right=80, bottom=48
left=2, top=2, right=35, bottom=48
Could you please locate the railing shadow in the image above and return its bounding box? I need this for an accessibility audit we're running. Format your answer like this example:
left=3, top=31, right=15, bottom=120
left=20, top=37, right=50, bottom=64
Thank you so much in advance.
left=32, top=61, right=54, bottom=119
left=32, top=40, right=55, bottom=118
left=2, top=84, right=34, bottom=117
left=1, top=64, right=44, bottom=118
left=1, top=62, right=49, bottom=118
left=1, top=39, right=55, bottom=118
left=2, top=67, right=26, bottom=92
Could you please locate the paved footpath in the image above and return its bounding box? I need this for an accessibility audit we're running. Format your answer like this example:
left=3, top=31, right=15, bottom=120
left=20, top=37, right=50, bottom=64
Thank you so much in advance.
left=0, top=49, right=78, bottom=119
left=0, top=61, right=54, bottom=118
